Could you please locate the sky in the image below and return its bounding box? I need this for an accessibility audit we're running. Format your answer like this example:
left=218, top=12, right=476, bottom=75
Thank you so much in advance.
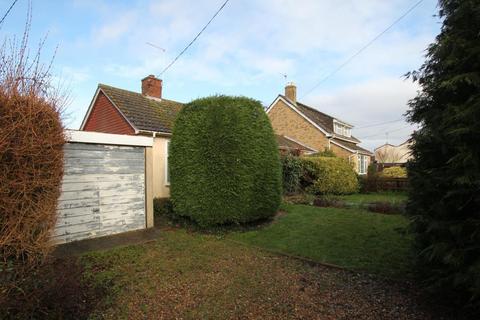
left=0, top=0, right=441, bottom=150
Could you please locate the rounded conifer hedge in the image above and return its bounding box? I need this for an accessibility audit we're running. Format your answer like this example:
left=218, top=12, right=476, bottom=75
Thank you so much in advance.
left=169, top=95, right=282, bottom=227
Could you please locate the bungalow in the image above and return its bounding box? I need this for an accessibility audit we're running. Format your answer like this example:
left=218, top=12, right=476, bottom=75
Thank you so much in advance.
left=80, top=75, right=181, bottom=198
left=267, top=83, right=373, bottom=174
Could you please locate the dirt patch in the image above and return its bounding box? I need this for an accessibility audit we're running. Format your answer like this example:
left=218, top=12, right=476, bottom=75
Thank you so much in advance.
left=54, top=227, right=162, bottom=257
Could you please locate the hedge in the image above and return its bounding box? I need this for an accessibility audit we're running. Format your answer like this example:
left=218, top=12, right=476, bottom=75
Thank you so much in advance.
left=301, top=156, right=359, bottom=195
left=280, top=154, right=303, bottom=194
left=1, top=25, right=66, bottom=317
left=381, top=166, right=407, bottom=178
left=169, top=95, right=282, bottom=227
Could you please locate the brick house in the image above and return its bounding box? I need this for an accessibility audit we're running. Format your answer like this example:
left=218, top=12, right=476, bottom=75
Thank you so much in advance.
left=267, top=83, right=373, bottom=174
left=80, top=75, right=182, bottom=198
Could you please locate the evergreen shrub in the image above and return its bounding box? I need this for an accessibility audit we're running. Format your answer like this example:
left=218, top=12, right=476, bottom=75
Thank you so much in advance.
left=302, top=157, right=359, bottom=195
left=406, top=0, right=480, bottom=315
left=381, top=166, right=407, bottom=178
left=169, top=96, right=282, bottom=227
left=280, top=154, right=303, bottom=194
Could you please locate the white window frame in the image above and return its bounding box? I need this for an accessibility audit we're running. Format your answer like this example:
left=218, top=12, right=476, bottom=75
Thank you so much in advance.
left=358, top=155, right=368, bottom=175
left=334, top=122, right=352, bottom=138
left=165, top=140, right=171, bottom=185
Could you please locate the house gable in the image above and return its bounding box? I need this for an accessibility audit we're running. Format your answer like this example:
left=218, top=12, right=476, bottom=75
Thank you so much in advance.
left=82, top=89, right=136, bottom=135
left=267, top=97, right=330, bottom=152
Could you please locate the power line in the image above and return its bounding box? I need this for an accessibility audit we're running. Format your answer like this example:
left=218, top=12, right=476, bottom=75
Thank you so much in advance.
left=159, top=0, right=230, bottom=76
left=0, top=0, right=19, bottom=26
left=301, top=0, right=425, bottom=98
left=355, top=118, right=404, bottom=129
left=146, top=42, right=165, bottom=52
left=360, top=125, right=412, bottom=139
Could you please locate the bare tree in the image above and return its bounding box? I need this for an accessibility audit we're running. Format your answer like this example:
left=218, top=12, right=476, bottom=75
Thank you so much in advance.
left=375, top=145, right=402, bottom=164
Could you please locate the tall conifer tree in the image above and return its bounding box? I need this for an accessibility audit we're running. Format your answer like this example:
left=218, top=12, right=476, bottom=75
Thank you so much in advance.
left=406, top=0, right=480, bottom=314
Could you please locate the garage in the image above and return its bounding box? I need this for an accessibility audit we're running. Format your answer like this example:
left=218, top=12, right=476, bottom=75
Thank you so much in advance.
left=54, top=130, right=154, bottom=244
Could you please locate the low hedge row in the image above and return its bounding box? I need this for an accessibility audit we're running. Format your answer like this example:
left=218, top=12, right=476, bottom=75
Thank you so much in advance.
left=281, top=154, right=359, bottom=195
left=381, top=166, right=407, bottom=178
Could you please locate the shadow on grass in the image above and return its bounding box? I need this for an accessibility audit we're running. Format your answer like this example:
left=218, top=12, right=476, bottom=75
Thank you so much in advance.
left=154, top=209, right=285, bottom=236
left=1, top=257, right=111, bottom=320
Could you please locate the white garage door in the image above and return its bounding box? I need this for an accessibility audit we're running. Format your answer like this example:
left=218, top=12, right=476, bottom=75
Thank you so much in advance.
left=54, top=142, right=146, bottom=244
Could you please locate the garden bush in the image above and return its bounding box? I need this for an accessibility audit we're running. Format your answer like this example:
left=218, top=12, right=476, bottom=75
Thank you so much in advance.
left=360, top=164, right=379, bottom=193
left=280, top=154, right=303, bottom=194
left=298, top=157, right=317, bottom=190
left=0, top=28, right=65, bottom=267
left=381, top=166, right=407, bottom=178
left=0, top=18, right=66, bottom=317
left=308, top=148, right=336, bottom=158
left=283, top=193, right=315, bottom=205
left=301, top=157, right=359, bottom=195
left=153, top=198, right=174, bottom=218
left=170, top=95, right=282, bottom=227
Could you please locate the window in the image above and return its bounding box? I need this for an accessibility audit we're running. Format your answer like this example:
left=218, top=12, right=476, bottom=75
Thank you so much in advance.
left=165, top=140, right=170, bottom=185
left=334, top=122, right=351, bottom=137
left=358, top=155, right=368, bottom=175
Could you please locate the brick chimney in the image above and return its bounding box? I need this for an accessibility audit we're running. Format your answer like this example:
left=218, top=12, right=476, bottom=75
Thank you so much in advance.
left=141, top=75, right=162, bottom=99
left=285, top=82, right=296, bottom=104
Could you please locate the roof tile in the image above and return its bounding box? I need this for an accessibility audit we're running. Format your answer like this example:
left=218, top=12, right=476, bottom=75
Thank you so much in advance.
left=280, top=95, right=360, bottom=143
left=99, top=84, right=183, bottom=133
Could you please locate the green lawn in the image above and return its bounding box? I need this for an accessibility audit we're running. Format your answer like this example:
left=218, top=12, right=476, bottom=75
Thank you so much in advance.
left=339, top=191, right=408, bottom=204
left=230, top=203, right=413, bottom=278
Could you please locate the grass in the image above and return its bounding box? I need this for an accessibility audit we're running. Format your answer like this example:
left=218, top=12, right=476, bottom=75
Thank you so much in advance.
left=230, top=203, right=413, bottom=278
left=79, top=230, right=338, bottom=319
left=77, top=227, right=425, bottom=319
left=339, top=191, right=408, bottom=204
left=65, top=192, right=429, bottom=319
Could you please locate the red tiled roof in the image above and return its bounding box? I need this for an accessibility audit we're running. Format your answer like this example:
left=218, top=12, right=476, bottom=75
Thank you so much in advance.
left=99, top=84, right=183, bottom=133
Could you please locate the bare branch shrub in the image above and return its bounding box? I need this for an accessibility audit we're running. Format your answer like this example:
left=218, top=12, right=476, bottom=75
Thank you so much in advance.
left=375, top=146, right=401, bottom=164
left=0, top=3, right=66, bottom=304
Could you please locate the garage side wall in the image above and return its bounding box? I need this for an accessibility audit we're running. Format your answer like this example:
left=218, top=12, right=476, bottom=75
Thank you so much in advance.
left=152, top=136, right=170, bottom=199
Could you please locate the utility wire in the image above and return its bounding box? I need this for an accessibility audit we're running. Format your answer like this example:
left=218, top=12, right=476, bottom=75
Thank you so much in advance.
left=159, top=0, right=230, bottom=76
left=301, top=0, right=425, bottom=98
left=360, top=125, right=412, bottom=139
left=355, top=118, right=404, bottom=129
left=0, top=0, right=19, bottom=26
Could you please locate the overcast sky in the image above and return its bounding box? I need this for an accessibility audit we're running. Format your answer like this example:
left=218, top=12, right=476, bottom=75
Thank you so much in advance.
left=1, top=0, right=441, bottom=150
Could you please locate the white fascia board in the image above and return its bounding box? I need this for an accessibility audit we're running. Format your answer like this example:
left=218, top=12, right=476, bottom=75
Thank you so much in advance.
left=358, top=150, right=374, bottom=156
left=265, top=95, right=282, bottom=114
left=79, top=87, right=101, bottom=130
left=66, top=129, right=153, bottom=147
left=330, top=139, right=357, bottom=153
left=283, top=135, right=318, bottom=152
left=79, top=87, right=139, bottom=134
left=333, top=118, right=354, bottom=128
left=138, top=130, right=172, bottom=137
left=266, top=96, right=332, bottom=137
left=332, top=134, right=362, bottom=144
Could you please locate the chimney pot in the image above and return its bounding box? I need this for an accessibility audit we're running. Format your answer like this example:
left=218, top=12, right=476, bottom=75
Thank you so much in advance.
left=285, top=82, right=296, bottom=104
left=141, top=75, right=162, bottom=99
